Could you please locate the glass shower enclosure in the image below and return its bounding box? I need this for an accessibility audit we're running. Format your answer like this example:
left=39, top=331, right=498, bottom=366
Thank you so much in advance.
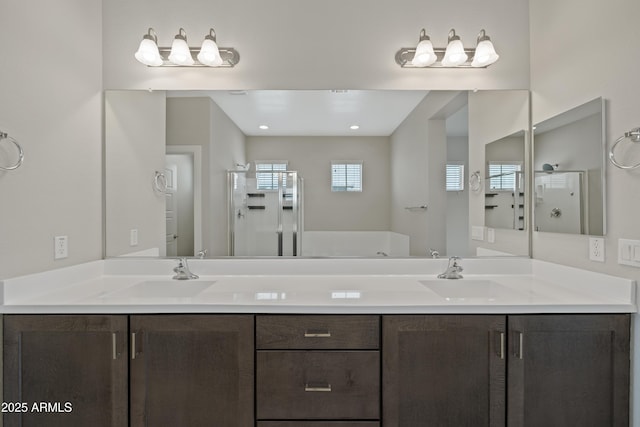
left=227, top=170, right=303, bottom=256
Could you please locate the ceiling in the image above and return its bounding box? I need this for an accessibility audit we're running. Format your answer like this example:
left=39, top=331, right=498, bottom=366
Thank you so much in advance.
left=168, top=90, right=431, bottom=136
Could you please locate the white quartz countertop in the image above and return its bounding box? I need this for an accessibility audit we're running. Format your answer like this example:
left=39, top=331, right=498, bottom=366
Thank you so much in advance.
left=0, top=258, right=636, bottom=314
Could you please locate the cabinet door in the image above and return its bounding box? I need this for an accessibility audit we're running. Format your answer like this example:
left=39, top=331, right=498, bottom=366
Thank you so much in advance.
left=3, top=315, right=128, bottom=427
left=383, top=315, right=506, bottom=427
left=508, top=314, right=630, bottom=427
left=130, top=315, right=254, bottom=427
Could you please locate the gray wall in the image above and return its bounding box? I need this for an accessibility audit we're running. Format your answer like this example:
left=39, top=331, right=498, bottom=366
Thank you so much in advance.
left=246, top=136, right=391, bottom=232
left=102, top=0, right=530, bottom=91
left=390, top=92, right=460, bottom=256
left=0, top=0, right=103, bottom=278
left=105, top=91, right=167, bottom=256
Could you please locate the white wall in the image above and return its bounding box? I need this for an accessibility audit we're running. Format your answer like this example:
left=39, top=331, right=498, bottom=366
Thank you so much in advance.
left=102, top=0, right=529, bottom=91
left=0, top=0, right=103, bottom=279
left=247, top=136, right=390, bottom=231
left=105, top=91, right=166, bottom=257
left=529, top=0, right=640, bottom=277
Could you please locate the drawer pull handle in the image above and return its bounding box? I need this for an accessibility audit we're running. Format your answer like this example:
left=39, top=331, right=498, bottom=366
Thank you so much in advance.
left=304, top=330, right=331, bottom=338
left=305, top=383, right=332, bottom=392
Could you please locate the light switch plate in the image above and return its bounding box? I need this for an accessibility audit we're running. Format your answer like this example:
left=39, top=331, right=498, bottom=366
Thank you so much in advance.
left=618, top=239, right=640, bottom=267
left=471, top=226, right=485, bottom=241
left=487, top=228, right=495, bottom=243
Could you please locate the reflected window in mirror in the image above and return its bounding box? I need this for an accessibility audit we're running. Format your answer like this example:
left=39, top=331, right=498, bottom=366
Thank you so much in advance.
left=488, top=162, right=522, bottom=191
left=331, top=161, right=363, bottom=192
left=446, top=163, right=465, bottom=192
left=256, top=160, right=288, bottom=190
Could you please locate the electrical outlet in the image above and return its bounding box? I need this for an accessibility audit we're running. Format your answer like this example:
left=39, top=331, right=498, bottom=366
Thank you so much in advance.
left=589, top=237, right=605, bottom=262
left=54, top=236, right=68, bottom=260
left=130, top=229, right=139, bottom=246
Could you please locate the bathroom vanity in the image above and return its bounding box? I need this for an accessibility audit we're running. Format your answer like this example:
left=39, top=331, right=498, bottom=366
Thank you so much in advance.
left=0, top=258, right=635, bottom=427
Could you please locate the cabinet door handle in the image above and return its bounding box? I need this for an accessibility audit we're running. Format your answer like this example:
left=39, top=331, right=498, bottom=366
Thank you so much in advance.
left=516, top=331, right=524, bottom=359
left=304, top=330, right=331, bottom=338
left=112, top=332, right=118, bottom=360
left=131, top=332, right=140, bottom=359
left=305, top=383, right=332, bottom=392
left=499, top=332, right=505, bottom=360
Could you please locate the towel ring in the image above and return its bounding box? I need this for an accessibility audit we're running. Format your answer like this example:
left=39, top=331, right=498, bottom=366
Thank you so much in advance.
left=0, top=131, right=24, bottom=171
left=469, top=170, right=482, bottom=193
left=609, top=128, right=640, bottom=170
left=153, top=171, right=168, bottom=193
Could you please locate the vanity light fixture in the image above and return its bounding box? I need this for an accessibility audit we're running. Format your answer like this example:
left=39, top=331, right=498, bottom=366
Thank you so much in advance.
left=395, top=28, right=499, bottom=68
left=134, top=27, right=240, bottom=67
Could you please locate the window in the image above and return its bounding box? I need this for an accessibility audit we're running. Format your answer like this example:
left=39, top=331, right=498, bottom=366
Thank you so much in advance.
left=331, top=162, right=362, bottom=192
left=446, top=163, right=465, bottom=191
left=255, top=161, right=288, bottom=190
left=488, top=162, right=522, bottom=191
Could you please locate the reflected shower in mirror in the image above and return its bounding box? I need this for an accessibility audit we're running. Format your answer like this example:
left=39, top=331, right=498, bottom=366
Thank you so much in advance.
left=533, top=97, right=605, bottom=235
left=104, top=89, right=531, bottom=259
left=484, top=131, right=525, bottom=230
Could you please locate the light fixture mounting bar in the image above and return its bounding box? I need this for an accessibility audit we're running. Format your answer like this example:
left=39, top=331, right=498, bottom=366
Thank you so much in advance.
left=395, top=47, right=486, bottom=68
left=155, top=46, right=240, bottom=67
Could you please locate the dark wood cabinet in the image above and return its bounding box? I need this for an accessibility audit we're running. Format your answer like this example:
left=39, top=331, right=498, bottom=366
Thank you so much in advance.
left=256, top=315, right=380, bottom=423
left=2, top=312, right=631, bottom=427
left=507, top=314, right=630, bottom=427
left=3, top=315, right=128, bottom=427
left=383, top=315, right=506, bottom=427
left=129, top=314, right=254, bottom=427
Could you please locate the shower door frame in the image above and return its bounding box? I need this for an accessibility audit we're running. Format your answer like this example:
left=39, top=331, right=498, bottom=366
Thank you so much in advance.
left=227, top=170, right=302, bottom=256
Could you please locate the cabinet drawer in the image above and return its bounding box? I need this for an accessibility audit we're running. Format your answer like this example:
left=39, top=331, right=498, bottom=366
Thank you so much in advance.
left=258, top=423, right=379, bottom=427
left=256, top=315, right=379, bottom=349
left=257, top=351, right=380, bottom=419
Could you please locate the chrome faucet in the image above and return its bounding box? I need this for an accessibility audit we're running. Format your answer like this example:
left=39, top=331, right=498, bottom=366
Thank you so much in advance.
left=428, top=248, right=440, bottom=259
left=438, top=256, right=464, bottom=279
left=173, top=257, right=199, bottom=280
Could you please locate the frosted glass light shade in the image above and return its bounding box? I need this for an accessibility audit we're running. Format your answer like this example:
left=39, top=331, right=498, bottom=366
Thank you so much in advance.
left=168, top=34, right=194, bottom=65
left=412, top=39, right=437, bottom=67
left=135, top=37, right=163, bottom=66
left=471, top=39, right=499, bottom=67
left=197, top=38, right=223, bottom=66
left=442, top=39, right=468, bottom=67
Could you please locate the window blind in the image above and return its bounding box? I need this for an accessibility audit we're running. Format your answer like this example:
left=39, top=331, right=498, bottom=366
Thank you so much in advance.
left=446, top=163, right=465, bottom=191
left=488, top=163, right=521, bottom=191
left=331, top=162, right=362, bottom=192
left=256, top=162, right=288, bottom=190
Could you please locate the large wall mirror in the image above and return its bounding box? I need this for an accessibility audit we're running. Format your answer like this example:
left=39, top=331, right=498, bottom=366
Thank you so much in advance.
left=533, top=97, right=606, bottom=235
left=105, top=89, right=531, bottom=259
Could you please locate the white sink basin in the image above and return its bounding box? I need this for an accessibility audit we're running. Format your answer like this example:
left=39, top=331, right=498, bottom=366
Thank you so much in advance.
left=104, top=280, right=216, bottom=299
left=419, top=279, right=510, bottom=300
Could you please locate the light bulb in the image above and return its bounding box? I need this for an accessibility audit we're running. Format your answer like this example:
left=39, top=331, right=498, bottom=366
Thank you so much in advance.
left=134, top=28, right=163, bottom=66
left=197, top=29, right=224, bottom=66
left=442, top=29, right=468, bottom=67
left=168, top=28, right=195, bottom=65
left=412, top=29, right=437, bottom=67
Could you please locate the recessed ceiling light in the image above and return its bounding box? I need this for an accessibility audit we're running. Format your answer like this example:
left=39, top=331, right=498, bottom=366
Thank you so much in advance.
left=259, top=125, right=269, bottom=130
left=350, top=125, right=360, bottom=130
